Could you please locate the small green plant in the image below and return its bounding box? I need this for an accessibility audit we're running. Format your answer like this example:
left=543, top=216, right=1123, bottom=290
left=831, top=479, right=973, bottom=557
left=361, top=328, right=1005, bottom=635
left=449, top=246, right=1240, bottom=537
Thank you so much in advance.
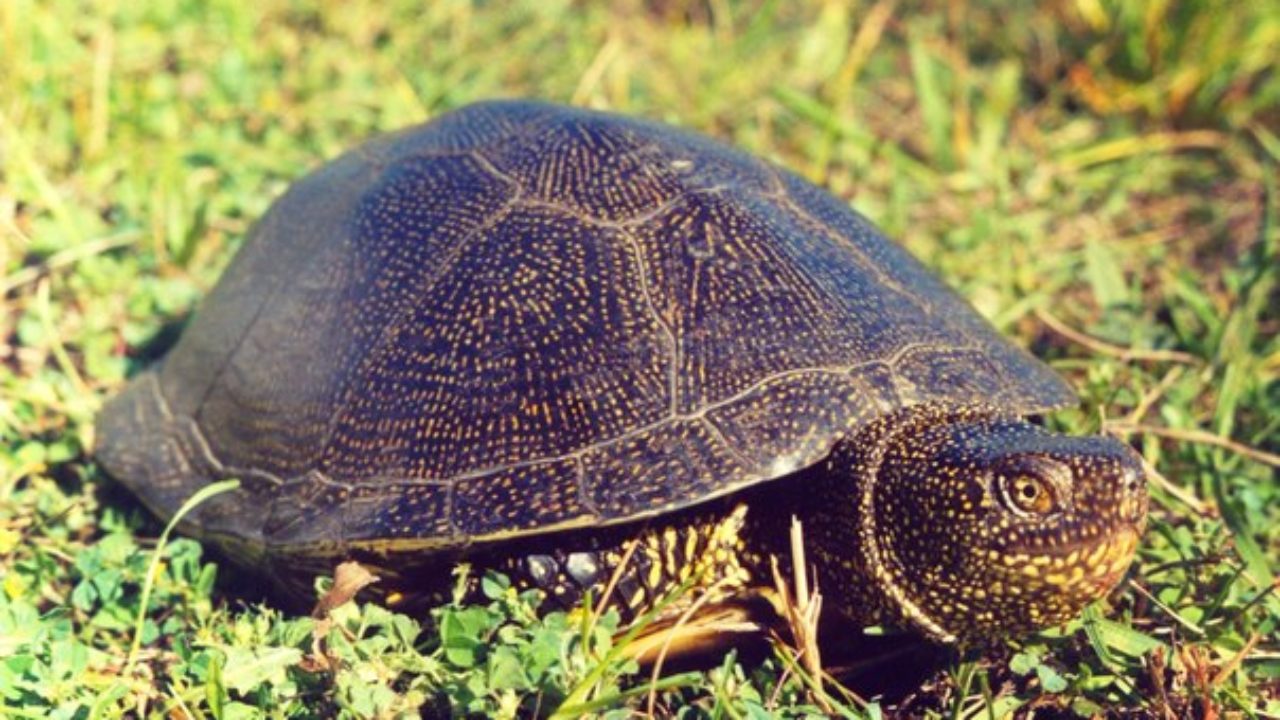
left=2, top=0, right=1276, bottom=716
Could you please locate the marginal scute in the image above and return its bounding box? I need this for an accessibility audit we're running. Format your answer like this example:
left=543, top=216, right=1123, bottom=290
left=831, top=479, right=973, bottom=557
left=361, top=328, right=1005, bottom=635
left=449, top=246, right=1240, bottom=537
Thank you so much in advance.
left=341, top=481, right=454, bottom=543
left=265, top=472, right=351, bottom=546
left=96, top=374, right=273, bottom=541
left=582, top=418, right=750, bottom=517
left=96, top=374, right=179, bottom=498
left=452, top=458, right=586, bottom=537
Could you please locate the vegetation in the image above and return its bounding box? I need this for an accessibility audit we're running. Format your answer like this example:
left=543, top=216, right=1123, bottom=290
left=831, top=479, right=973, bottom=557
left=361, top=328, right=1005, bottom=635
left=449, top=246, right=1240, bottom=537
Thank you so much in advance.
left=2, top=0, right=1277, bottom=716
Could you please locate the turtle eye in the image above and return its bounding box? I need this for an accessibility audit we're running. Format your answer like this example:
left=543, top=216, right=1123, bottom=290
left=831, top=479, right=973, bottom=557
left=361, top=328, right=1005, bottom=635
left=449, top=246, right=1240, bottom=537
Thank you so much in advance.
left=999, top=474, right=1057, bottom=515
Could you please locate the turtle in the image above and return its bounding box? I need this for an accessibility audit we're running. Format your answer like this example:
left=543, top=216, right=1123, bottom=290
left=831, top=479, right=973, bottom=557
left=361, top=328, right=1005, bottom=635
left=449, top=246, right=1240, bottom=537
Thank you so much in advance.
left=96, top=100, right=1147, bottom=647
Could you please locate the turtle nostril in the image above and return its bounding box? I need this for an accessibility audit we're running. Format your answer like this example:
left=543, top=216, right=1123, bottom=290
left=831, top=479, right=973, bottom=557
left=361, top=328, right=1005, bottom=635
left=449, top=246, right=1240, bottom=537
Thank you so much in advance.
left=1114, top=464, right=1147, bottom=523
left=1120, top=464, right=1145, bottom=496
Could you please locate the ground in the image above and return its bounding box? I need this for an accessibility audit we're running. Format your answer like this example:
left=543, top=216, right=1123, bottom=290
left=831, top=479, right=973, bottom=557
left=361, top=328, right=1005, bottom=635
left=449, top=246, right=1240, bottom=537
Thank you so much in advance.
left=1, top=0, right=1277, bottom=717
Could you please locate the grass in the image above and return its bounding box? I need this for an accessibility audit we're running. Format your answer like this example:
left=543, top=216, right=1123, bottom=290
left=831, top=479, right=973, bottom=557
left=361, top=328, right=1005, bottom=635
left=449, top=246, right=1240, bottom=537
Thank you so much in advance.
left=1, top=0, right=1277, bottom=716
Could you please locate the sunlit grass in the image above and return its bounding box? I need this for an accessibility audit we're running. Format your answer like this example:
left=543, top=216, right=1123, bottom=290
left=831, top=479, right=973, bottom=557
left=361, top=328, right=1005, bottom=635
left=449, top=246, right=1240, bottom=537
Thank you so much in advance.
left=1, top=0, right=1277, bottom=716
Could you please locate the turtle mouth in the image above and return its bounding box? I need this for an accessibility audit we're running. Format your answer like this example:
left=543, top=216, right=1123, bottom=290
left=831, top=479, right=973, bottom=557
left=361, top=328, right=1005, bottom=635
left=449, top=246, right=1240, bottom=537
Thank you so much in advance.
left=1076, top=525, right=1142, bottom=587
left=992, top=523, right=1143, bottom=592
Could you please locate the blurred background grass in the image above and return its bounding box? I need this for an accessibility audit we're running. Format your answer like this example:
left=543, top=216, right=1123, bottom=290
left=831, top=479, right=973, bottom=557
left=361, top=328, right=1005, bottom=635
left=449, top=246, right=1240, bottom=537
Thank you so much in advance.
left=1, top=0, right=1277, bottom=717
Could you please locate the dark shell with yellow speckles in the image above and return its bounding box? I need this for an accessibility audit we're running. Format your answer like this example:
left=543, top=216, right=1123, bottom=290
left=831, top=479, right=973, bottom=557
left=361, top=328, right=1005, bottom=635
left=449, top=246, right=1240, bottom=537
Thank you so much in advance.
left=96, top=100, right=1077, bottom=561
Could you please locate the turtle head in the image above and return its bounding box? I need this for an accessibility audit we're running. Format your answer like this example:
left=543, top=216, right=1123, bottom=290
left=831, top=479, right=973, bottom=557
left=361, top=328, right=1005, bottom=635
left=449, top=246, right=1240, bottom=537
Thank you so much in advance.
left=826, top=404, right=1146, bottom=643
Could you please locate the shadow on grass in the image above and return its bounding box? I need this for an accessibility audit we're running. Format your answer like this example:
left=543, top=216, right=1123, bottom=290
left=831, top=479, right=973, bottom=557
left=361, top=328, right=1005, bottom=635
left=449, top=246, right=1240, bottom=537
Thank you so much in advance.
left=121, top=315, right=190, bottom=377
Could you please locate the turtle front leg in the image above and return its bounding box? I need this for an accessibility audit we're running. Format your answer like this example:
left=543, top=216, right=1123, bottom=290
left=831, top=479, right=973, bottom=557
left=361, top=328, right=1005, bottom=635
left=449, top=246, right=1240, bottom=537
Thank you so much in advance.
left=495, top=503, right=757, bottom=620
left=487, top=502, right=783, bottom=663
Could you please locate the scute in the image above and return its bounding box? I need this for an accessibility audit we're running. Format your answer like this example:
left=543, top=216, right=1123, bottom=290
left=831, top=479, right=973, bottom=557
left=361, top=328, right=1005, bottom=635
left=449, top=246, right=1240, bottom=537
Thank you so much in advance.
left=95, top=100, right=1077, bottom=558
left=324, top=201, right=678, bottom=482
left=484, top=117, right=689, bottom=222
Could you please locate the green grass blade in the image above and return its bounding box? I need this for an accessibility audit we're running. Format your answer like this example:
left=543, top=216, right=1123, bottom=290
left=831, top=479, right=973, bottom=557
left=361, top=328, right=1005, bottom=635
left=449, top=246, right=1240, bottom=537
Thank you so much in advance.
left=124, top=478, right=241, bottom=675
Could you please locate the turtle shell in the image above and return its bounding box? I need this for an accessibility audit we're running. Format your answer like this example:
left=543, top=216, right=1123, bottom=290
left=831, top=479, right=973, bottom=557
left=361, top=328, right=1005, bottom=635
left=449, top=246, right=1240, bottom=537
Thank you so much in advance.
left=96, top=100, right=1075, bottom=560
